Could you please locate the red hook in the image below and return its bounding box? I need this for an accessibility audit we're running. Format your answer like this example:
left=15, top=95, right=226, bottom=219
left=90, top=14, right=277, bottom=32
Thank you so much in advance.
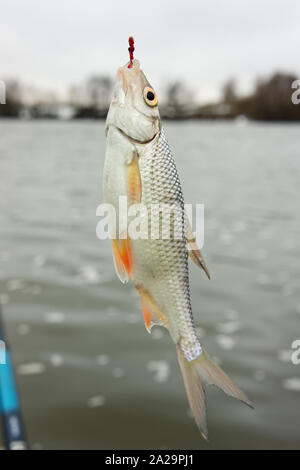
left=128, top=37, right=135, bottom=68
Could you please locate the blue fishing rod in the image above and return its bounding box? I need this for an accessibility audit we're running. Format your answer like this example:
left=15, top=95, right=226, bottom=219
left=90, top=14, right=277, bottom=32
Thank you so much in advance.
left=0, top=304, right=28, bottom=450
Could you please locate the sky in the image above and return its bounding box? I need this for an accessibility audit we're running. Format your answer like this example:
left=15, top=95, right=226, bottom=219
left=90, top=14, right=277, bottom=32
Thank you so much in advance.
left=1, top=0, right=299, bottom=103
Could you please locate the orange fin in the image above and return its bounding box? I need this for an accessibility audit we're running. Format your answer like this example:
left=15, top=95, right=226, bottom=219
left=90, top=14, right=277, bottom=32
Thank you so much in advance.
left=186, top=219, right=210, bottom=280
left=126, top=151, right=142, bottom=205
left=137, top=287, right=167, bottom=333
left=111, top=237, right=132, bottom=284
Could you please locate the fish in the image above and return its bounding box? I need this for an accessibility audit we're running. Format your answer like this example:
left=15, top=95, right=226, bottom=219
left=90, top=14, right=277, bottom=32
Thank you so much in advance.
left=103, top=53, right=252, bottom=439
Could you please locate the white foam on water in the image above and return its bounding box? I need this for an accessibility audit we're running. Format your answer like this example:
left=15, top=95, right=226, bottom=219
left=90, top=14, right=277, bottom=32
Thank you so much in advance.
left=96, top=354, right=110, bottom=366
left=18, top=362, right=46, bottom=375
left=45, top=312, right=66, bottom=324
left=282, top=377, right=300, bottom=392
left=216, top=321, right=241, bottom=334
left=215, top=334, right=235, bottom=350
left=79, top=265, right=102, bottom=284
left=147, top=360, right=170, bottom=383
left=87, top=395, right=106, bottom=408
left=33, top=254, right=46, bottom=268
left=49, top=354, right=64, bottom=367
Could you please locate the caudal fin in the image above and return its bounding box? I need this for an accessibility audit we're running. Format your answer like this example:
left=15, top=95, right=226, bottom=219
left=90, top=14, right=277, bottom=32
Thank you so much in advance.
left=176, top=346, right=253, bottom=439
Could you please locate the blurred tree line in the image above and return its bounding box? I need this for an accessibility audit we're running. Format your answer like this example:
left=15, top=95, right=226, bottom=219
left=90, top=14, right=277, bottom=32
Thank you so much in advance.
left=235, top=73, right=300, bottom=120
left=0, top=79, right=23, bottom=117
left=70, top=75, right=113, bottom=118
left=1, top=72, right=300, bottom=121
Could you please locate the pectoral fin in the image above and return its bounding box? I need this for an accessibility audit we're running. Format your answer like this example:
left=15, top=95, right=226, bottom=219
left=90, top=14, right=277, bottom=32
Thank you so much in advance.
left=137, top=287, right=167, bottom=333
left=186, top=219, right=210, bottom=280
left=111, top=151, right=141, bottom=284
left=111, top=237, right=132, bottom=284
left=126, top=151, right=142, bottom=205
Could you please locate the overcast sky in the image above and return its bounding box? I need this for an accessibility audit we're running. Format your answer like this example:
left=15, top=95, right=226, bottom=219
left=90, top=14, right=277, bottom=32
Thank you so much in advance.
left=1, top=0, right=299, bottom=102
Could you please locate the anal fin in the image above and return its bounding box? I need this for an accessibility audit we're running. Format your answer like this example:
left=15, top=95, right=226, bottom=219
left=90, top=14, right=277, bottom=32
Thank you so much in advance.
left=112, top=237, right=132, bottom=284
left=137, top=288, right=167, bottom=333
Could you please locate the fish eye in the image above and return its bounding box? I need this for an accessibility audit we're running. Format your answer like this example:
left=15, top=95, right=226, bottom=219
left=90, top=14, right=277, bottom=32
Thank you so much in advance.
left=143, top=87, right=158, bottom=107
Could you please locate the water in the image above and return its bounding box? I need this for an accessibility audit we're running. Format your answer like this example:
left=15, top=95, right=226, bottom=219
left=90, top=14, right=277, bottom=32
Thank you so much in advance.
left=0, top=119, right=299, bottom=449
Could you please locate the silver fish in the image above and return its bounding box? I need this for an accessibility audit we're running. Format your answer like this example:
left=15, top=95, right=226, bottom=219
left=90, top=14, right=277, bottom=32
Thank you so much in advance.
left=103, top=57, right=252, bottom=438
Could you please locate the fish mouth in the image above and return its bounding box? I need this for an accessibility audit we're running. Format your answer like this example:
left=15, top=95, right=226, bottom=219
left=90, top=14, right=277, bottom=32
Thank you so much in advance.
left=112, top=125, right=159, bottom=145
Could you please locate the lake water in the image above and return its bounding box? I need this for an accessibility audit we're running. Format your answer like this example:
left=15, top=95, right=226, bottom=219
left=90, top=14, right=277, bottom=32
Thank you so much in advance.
left=0, top=119, right=299, bottom=449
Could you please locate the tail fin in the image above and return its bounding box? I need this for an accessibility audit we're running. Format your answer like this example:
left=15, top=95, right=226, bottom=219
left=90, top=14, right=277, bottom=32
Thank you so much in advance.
left=176, top=346, right=253, bottom=439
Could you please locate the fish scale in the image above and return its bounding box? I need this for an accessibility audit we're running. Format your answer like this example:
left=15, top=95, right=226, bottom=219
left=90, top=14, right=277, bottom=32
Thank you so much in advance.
left=134, top=128, right=202, bottom=361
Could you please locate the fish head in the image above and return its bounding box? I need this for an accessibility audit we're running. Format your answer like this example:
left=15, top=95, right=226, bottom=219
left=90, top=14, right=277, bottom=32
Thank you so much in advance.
left=106, top=60, right=160, bottom=143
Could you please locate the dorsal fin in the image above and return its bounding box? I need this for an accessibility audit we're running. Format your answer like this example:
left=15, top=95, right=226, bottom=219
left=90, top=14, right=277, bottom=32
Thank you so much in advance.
left=186, top=218, right=210, bottom=280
